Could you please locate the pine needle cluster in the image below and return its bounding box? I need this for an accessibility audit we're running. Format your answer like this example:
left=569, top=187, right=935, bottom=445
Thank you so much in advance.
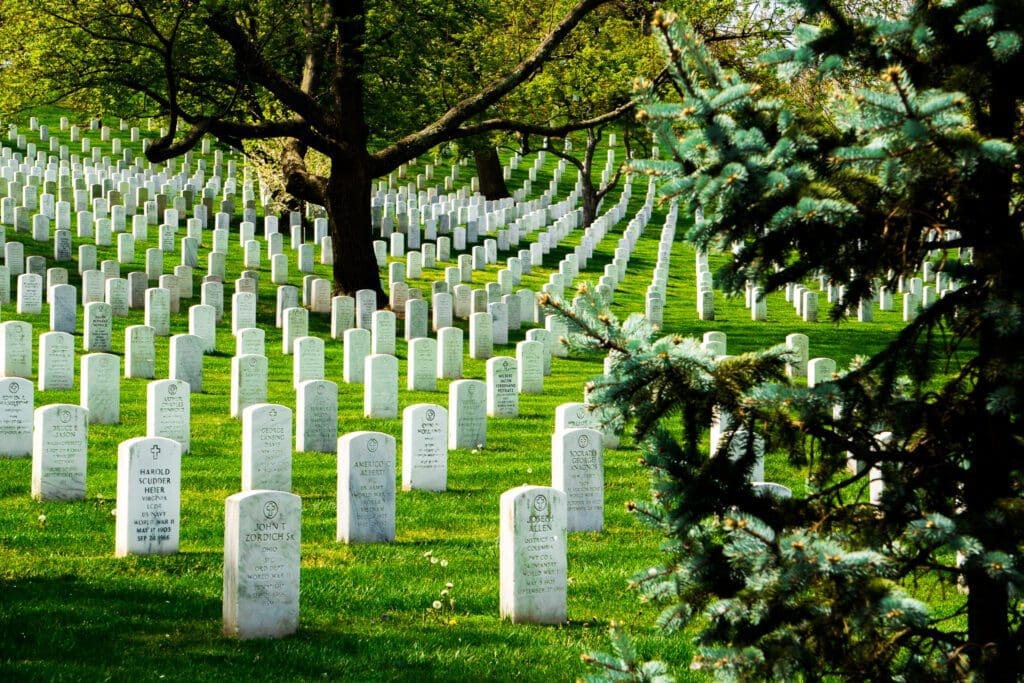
left=577, top=0, right=1024, bottom=679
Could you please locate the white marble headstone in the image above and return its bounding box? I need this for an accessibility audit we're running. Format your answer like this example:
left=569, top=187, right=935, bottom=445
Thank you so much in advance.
left=337, top=431, right=396, bottom=544
left=38, top=331, right=74, bottom=391
left=0, top=377, right=33, bottom=457
left=499, top=485, right=567, bottom=624
left=223, top=490, right=301, bottom=639
left=363, top=353, right=398, bottom=419
left=147, top=379, right=191, bottom=453
left=31, top=404, right=89, bottom=501
left=242, top=404, right=293, bottom=492
left=448, top=379, right=487, bottom=449
left=486, top=357, right=518, bottom=418
left=551, top=428, right=604, bottom=532
left=296, top=379, right=338, bottom=453
left=401, top=404, right=447, bottom=492
left=115, top=436, right=182, bottom=556
left=81, top=353, right=120, bottom=424
left=230, top=354, right=269, bottom=418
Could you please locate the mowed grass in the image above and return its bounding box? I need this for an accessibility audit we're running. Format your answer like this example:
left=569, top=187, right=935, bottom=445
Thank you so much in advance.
left=0, top=108, right=913, bottom=681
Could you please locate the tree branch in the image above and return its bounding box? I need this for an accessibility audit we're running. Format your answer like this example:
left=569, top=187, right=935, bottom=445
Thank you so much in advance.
left=371, top=0, right=614, bottom=174
left=280, top=138, right=328, bottom=206
left=452, top=99, right=635, bottom=142
left=204, top=8, right=336, bottom=146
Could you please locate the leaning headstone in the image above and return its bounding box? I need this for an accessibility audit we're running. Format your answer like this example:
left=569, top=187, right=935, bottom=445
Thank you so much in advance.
left=31, top=404, right=89, bottom=501
left=296, top=379, right=338, bottom=453
left=337, top=431, right=396, bottom=543
left=38, top=331, right=74, bottom=391
left=401, top=404, right=447, bottom=491
left=147, top=379, right=191, bottom=453
left=0, top=377, right=33, bottom=457
left=81, top=353, right=120, bottom=424
left=223, top=490, right=301, bottom=639
left=242, top=404, right=293, bottom=492
left=499, top=485, right=568, bottom=624
left=486, top=357, right=519, bottom=418
left=448, top=379, right=487, bottom=449
left=115, top=436, right=182, bottom=557
left=551, top=428, right=604, bottom=532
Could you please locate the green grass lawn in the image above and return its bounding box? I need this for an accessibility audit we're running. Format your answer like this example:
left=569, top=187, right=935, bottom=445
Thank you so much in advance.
left=0, top=107, right=919, bottom=681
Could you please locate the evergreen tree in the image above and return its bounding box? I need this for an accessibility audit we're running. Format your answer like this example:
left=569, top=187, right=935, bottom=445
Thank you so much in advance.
left=570, top=1, right=1024, bottom=679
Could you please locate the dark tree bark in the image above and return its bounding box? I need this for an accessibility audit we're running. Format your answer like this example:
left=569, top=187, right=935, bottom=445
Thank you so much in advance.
left=326, top=162, right=386, bottom=304
left=474, top=147, right=510, bottom=200
left=962, top=61, right=1020, bottom=683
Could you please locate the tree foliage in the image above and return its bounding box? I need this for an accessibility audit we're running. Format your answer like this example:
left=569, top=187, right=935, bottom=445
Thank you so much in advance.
left=573, top=0, right=1024, bottom=679
left=0, top=0, right=634, bottom=299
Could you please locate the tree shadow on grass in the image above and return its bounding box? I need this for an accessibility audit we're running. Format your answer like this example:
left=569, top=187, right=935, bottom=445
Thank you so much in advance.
left=0, top=565, right=579, bottom=682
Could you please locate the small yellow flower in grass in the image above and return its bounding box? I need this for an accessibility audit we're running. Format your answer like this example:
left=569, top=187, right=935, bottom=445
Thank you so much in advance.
left=423, top=550, right=432, bottom=558
left=37, top=514, right=46, bottom=526
left=445, top=582, right=453, bottom=589
left=440, top=559, right=448, bottom=568
left=432, top=600, right=442, bottom=610
left=430, top=556, right=439, bottom=564
left=440, top=589, right=450, bottom=598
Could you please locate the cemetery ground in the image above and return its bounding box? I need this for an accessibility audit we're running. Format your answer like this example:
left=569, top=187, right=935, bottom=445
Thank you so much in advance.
left=0, top=107, right=944, bottom=681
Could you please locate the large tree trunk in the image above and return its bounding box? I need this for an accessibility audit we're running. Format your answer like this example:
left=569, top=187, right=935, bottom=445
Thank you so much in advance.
left=581, top=174, right=599, bottom=228
left=580, top=131, right=600, bottom=227
left=324, top=0, right=385, bottom=307
left=474, top=147, right=510, bottom=200
left=326, top=160, right=386, bottom=306
left=963, top=62, right=1019, bottom=683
